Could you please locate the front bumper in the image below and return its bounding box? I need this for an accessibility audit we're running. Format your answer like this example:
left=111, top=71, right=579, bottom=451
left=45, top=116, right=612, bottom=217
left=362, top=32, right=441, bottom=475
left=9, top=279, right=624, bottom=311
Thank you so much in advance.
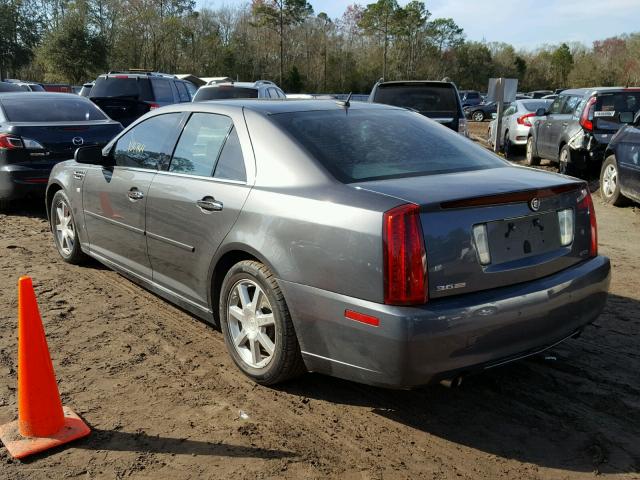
left=0, top=162, right=55, bottom=201
left=280, top=256, right=610, bottom=388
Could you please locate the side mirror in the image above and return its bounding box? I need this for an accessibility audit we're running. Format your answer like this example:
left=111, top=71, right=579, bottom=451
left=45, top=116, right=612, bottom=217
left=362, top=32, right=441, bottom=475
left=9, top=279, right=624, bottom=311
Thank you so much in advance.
left=74, top=145, right=112, bottom=166
left=619, top=111, right=634, bottom=124
left=535, top=107, right=547, bottom=117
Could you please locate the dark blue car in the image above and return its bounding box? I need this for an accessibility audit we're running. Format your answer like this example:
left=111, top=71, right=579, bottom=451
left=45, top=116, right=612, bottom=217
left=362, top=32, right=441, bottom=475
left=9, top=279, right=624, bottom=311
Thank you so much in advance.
left=600, top=111, right=640, bottom=206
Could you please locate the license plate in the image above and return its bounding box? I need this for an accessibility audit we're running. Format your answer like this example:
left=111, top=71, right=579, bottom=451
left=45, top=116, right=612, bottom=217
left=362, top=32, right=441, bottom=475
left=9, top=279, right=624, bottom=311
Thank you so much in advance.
left=486, top=212, right=561, bottom=264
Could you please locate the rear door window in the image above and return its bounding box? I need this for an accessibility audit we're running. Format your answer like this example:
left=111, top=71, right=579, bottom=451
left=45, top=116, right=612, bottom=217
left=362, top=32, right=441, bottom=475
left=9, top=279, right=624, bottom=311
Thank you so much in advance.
left=561, top=96, right=581, bottom=114
left=373, top=84, right=458, bottom=116
left=467, top=92, right=480, bottom=99
left=169, top=113, right=232, bottom=177
left=151, top=79, right=174, bottom=103
left=594, top=91, right=640, bottom=130
left=113, top=113, right=184, bottom=169
left=214, top=127, right=247, bottom=182
left=176, top=82, right=190, bottom=102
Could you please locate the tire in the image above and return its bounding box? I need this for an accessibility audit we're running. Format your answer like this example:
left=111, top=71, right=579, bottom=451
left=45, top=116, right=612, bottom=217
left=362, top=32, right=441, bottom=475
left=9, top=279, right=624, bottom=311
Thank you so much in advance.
left=525, top=136, right=541, bottom=166
left=50, top=190, right=88, bottom=264
left=219, top=260, right=305, bottom=385
left=472, top=110, right=485, bottom=122
left=503, top=132, right=512, bottom=159
left=558, top=145, right=579, bottom=177
left=600, top=155, right=630, bottom=206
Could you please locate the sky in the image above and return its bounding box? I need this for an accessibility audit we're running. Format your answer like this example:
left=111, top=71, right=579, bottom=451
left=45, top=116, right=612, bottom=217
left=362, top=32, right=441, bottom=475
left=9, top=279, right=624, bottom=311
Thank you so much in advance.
left=197, top=0, right=640, bottom=50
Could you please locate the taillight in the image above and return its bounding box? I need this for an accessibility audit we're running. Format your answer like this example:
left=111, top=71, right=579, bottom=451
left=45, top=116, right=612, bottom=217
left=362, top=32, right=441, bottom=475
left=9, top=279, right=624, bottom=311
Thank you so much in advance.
left=383, top=203, right=427, bottom=305
left=0, top=133, right=24, bottom=150
left=577, top=188, right=597, bottom=257
left=579, top=97, right=597, bottom=132
left=517, top=113, right=535, bottom=127
left=148, top=102, right=160, bottom=110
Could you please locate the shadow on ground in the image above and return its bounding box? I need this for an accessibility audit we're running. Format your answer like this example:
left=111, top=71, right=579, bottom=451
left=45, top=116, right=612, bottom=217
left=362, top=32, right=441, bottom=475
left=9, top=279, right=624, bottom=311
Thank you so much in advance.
left=281, top=293, right=640, bottom=475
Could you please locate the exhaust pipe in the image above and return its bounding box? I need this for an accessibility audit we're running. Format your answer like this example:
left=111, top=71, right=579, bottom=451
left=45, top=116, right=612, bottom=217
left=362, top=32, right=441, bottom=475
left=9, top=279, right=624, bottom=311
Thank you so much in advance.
left=440, top=375, right=463, bottom=388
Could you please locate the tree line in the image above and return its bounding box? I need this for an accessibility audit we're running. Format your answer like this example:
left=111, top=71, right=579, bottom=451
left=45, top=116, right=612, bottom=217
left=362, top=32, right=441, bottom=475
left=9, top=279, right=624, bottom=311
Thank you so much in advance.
left=1, top=0, right=639, bottom=93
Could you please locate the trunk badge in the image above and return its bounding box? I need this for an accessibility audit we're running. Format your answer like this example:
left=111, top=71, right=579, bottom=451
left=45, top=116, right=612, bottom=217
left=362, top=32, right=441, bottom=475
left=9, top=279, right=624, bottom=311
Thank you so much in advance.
left=72, top=137, right=84, bottom=146
left=529, top=197, right=540, bottom=211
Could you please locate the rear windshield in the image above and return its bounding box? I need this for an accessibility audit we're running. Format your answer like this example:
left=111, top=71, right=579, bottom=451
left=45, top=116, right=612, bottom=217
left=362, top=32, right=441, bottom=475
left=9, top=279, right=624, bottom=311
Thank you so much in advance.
left=273, top=109, right=505, bottom=183
left=194, top=87, right=259, bottom=101
left=594, top=91, right=640, bottom=130
left=1, top=96, right=108, bottom=122
left=522, top=100, right=551, bottom=112
left=373, top=84, right=459, bottom=115
left=90, top=76, right=153, bottom=101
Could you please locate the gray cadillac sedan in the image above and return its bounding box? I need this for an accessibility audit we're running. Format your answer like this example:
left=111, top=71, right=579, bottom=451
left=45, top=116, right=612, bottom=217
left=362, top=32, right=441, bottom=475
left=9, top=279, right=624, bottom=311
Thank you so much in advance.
left=46, top=100, right=610, bottom=388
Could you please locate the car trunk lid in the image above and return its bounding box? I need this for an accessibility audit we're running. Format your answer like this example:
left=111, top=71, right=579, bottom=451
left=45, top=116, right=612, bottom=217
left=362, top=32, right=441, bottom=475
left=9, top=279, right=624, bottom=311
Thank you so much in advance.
left=5, top=122, right=122, bottom=162
left=353, top=167, right=592, bottom=299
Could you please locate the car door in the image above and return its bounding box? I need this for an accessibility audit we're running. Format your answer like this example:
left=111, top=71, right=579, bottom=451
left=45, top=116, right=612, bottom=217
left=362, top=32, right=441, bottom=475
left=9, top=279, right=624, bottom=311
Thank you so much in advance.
left=616, top=122, right=640, bottom=199
left=538, top=95, right=565, bottom=157
left=145, top=111, right=254, bottom=307
left=500, top=105, right=517, bottom=141
left=549, top=95, right=581, bottom=158
left=82, top=112, right=184, bottom=279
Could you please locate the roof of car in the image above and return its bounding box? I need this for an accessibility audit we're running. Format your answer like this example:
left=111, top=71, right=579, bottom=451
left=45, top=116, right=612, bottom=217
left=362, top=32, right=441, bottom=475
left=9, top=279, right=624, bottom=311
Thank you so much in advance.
left=560, top=87, right=640, bottom=96
left=179, top=99, right=402, bottom=115
left=377, top=80, right=454, bottom=86
left=201, top=81, right=279, bottom=89
left=0, top=92, right=87, bottom=100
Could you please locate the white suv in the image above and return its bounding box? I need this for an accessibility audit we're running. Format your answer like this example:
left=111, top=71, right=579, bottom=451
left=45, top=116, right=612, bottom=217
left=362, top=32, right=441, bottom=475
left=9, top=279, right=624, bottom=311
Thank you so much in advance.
left=193, top=80, right=286, bottom=102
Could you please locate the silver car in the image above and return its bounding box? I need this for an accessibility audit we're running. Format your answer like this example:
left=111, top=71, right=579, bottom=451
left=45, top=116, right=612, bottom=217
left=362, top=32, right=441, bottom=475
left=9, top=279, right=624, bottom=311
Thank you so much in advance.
left=46, top=100, right=610, bottom=388
left=489, top=99, right=552, bottom=158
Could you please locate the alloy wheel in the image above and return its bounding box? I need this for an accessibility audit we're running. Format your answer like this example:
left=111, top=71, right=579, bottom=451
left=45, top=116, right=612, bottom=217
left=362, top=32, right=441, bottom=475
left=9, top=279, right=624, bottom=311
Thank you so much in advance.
left=602, top=163, right=618, bottom=198
left=55, top=200, right=75, bottom=256
left=472, top=111, right=484, bottom=122
left=226, top=279, right=277, bottom=369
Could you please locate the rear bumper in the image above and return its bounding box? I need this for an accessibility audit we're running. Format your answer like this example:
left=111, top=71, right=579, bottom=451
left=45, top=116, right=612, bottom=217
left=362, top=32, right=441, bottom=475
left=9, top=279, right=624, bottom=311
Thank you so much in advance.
left=280, top=256, right=610, bottom=388
left=0, top=163, right=54, bottom=200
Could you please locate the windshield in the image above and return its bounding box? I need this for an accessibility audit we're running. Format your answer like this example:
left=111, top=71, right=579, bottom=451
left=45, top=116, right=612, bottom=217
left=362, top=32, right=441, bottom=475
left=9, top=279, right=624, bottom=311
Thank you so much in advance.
left=373, top=84, right=459, bottom=115
left=273, top=109, right=505, bottom=183
left=1, top=96, right=108, bottom=122
left=91, top=77, right=153, bottom=100
left=594, top=91, right=640, bottom=130
left=194, top=87, right=259, bottom=101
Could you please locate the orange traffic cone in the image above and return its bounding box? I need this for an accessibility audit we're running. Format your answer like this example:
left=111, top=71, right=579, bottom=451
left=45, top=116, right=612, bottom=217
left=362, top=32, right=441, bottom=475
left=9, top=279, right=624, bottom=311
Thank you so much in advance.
left=0, top=276, right=90, bottom=459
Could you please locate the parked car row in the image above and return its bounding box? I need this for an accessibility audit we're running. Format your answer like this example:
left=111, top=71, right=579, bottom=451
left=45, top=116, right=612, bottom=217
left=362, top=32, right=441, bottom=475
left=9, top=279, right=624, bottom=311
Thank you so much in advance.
left=4, top=69, right=637, bottom=389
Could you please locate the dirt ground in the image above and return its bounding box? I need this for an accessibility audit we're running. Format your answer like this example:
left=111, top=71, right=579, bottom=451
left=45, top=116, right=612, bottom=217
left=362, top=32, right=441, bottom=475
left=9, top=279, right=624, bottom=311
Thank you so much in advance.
left=0, top=123, right=639, bottom=479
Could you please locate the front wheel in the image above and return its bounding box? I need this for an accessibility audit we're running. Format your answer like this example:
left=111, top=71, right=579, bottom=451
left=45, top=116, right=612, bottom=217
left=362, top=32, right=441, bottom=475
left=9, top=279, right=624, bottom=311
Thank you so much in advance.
left=219, top=260, right=305, bottom=385
left=558, top=145, right=579, bottom=177
left=472, top=111, right=485, bottom=122
left=50, top=190, right=87, bottom=264
left=600, top=155, right=629, bottom=206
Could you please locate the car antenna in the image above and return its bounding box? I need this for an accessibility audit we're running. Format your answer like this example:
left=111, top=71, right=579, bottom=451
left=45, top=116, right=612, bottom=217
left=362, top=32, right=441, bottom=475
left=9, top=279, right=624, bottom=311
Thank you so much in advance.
left=337, top=92, right=353, bottom=108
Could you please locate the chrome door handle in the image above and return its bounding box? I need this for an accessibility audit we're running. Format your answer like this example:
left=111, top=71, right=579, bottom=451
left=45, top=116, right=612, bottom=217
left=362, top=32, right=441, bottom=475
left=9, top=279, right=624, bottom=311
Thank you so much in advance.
left=128, top=188, right=144, bottom=200
left=196, top=196, right=223, bottom=212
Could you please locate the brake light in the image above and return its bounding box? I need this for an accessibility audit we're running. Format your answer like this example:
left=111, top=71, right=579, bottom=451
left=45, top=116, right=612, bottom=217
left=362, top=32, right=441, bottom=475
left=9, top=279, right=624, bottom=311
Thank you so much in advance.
left=579, top=97, right=597, bottom=131
left=577, top=188, right=597, bottom=257
left=0, top=134, right=23, bottom=149
left=517, top=113, right=535, bottom=127
left=148, top=102, right=160, bottom=110
left=383, top=203, right=427, bottom=305
left=115, top=75, right=129, bottom=79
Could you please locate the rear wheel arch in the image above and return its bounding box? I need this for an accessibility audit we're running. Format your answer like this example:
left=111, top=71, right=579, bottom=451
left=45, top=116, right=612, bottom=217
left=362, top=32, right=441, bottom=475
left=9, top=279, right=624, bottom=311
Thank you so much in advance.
left=208, top=247, right=281, bottom=324
left=45, top=183, right=64, bottom=222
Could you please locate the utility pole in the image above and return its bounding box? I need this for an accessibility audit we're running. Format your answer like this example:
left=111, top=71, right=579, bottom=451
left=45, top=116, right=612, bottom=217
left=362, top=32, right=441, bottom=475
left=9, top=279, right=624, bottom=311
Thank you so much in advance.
left=493, top=78, right=505, bottom=153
